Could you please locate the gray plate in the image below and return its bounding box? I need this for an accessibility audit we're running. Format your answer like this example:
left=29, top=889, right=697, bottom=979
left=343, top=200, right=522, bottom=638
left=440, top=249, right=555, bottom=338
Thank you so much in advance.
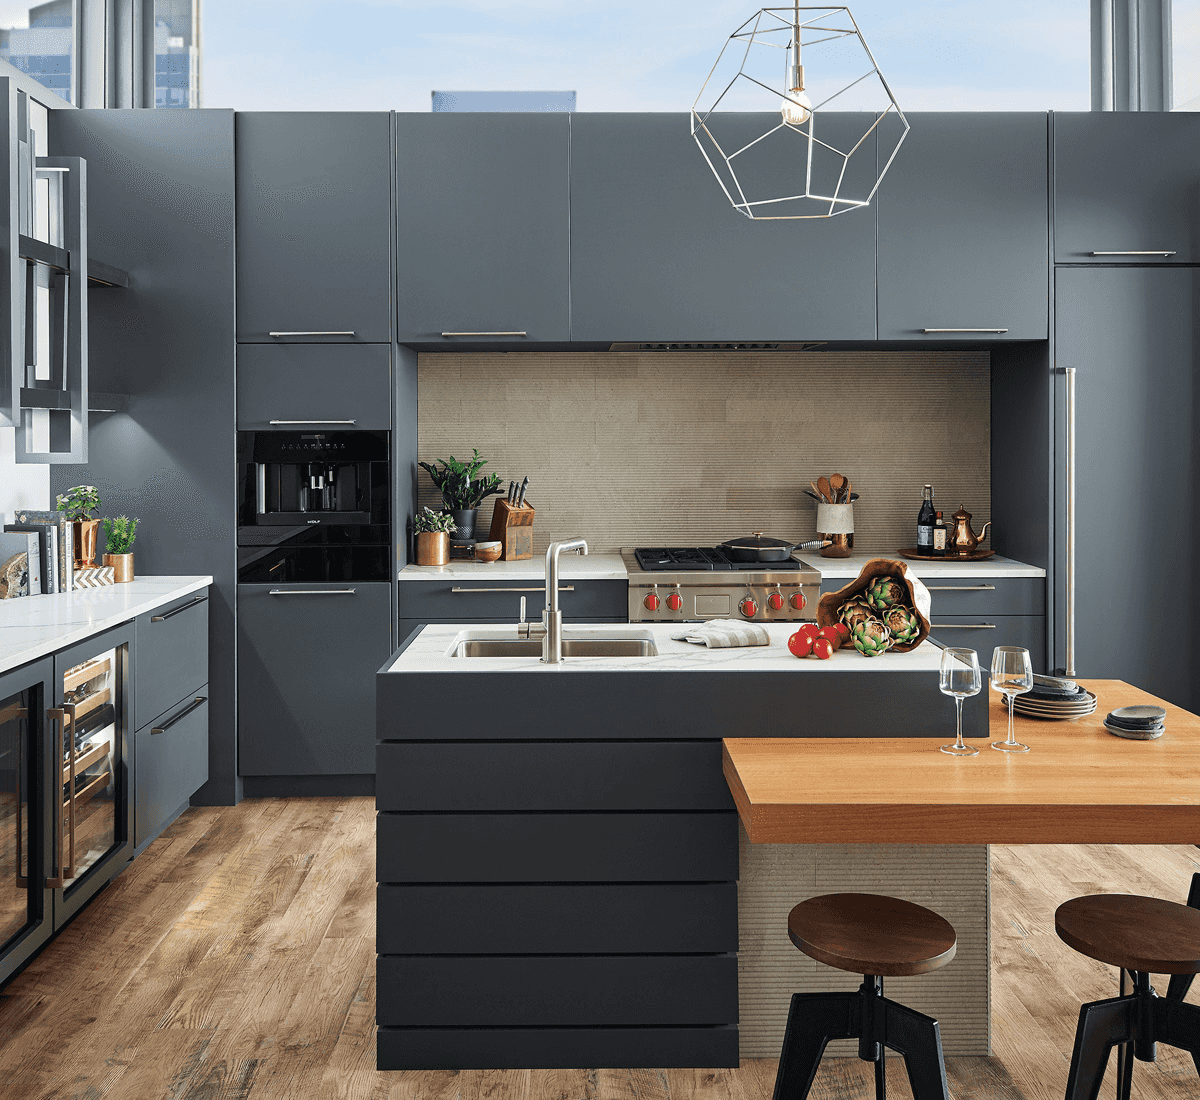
left=1109, top=704, right=1167, bottom=726
left=1104, top=720, right=1164, bottom=740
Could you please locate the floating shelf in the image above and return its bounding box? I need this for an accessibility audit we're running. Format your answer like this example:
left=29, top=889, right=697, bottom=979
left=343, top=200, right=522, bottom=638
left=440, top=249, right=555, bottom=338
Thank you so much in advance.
left=86, top=257, right=129, bottom=289
left=16, top=233, right=129, bottom=288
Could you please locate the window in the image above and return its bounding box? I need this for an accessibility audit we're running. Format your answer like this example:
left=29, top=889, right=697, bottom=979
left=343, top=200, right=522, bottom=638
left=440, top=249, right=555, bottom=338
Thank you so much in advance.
left=155, top=0, right=199, bottom=108
left=1175, top=0, right=1200, bottom=108
left=0, top=0, right=73, bottom=104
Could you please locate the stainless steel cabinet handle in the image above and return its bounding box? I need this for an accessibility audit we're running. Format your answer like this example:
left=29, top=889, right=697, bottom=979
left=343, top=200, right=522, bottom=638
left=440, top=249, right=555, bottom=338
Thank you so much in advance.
left=931, top=622, right=997, bottom=629
left=1064, top=366, right=1076, bottom=676
left=268, top=419, right=357, bottom=425
left=451, top=586, right=575, bottom=593
left=256, top=463, right=267, bottom=515
left=268, top=330, right=356, bottom=337
left=926, top=585, right=996, bottom=592
left=151, top=696, right=206, bottom=735
left=1089, top=251, right=1176, bottom=257
left=268, top=588, right=357, bottom=595
left=922, top=328, right=1008, bottom=334
left=440, top=331, right=528, bottom=337
left=151, top=594, right=208, bottom=622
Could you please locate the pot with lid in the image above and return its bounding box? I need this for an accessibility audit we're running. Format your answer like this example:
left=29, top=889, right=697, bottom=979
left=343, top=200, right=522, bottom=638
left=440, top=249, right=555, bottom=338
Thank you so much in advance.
left=718, top=532, right=831, bottom=563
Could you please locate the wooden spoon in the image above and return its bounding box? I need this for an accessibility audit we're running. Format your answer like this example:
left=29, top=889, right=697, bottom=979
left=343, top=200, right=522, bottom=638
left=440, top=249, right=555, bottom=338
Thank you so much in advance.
left=817, top=475, right=833, bottom=503
left=843, top=476, right=852, bottom=503
left=810, top=480, right=823, bottom=502
left=830, top=473, right=845, bottom=502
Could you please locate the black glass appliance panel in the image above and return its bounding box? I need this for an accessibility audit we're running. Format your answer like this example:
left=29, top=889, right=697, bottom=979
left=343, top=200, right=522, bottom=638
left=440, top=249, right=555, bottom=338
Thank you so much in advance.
left=238, top=544, right=390, bottom=584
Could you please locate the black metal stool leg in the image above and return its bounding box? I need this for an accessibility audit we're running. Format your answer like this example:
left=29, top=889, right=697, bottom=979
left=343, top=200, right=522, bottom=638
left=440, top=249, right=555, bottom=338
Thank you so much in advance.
left=1115, top=970, right=1134, bottom=1100
left=874, top=1053, right=886, bottom=1100
left=1063, top=996, right=1135, bottom=1100
left=772, top=991, right=859, bottom=1100
left=1151, top=994, right=1200, bottom=1075
left=1167, top=874, right=1200, bottom=1006
left=882, top=997, right=950, bottom=1100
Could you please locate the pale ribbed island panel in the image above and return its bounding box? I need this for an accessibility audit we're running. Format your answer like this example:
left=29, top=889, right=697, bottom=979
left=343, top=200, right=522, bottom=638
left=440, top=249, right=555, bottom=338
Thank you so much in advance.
left=0, top=576, right=213, bottom=675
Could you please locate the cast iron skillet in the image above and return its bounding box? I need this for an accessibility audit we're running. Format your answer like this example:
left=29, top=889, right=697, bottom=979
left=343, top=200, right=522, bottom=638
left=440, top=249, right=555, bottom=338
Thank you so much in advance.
left=719, top=532, right=808, bottom=563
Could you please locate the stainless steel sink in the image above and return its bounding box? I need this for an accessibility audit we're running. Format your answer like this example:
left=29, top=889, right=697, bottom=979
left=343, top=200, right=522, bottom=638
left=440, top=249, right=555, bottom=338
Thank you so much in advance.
left=451, top=636, right=658, bottom=658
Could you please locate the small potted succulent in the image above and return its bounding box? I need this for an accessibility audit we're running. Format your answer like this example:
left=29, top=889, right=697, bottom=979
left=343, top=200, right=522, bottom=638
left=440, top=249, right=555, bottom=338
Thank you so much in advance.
left=55, top=485, right=102, bottom=569
left=418, top=449, right=505, bottom=541
left=102, top=515, right=139, bottom=582
left=412, top=508, right=456, bottom=567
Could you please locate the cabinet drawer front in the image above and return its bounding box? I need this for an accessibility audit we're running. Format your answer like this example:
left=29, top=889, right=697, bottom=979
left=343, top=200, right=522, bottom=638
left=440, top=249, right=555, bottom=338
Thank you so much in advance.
left=377, top=883, right=737, bottom=955
left=920, top=577, right=1044, bottom=616
left=134, top=591, right=209, bottom=735
left=377, top=955, right=737, bottom=1027
left=236, top=343, right=390, bottom=430
left=929, top=615, right=1045, bottom=672
left=377, top=812, right=737, bottom=883
left=135, top=690, right=209, bottom=847
left=238, top=582, right=392, bottom=775
left=376, top=741, right=731, bottom=812
left=377, top=1025, right=739, bottom=1071
left=398, top=579, right=627, bottom=622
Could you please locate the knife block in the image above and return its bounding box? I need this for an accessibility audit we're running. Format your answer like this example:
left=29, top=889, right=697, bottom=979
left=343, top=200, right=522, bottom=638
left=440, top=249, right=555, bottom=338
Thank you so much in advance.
left=488, top=499, right=535, bottom=560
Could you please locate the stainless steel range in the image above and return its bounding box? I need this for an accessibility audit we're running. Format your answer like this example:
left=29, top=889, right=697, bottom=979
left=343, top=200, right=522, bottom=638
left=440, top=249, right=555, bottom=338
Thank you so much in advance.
left=623, top=547, right=821, bottom=623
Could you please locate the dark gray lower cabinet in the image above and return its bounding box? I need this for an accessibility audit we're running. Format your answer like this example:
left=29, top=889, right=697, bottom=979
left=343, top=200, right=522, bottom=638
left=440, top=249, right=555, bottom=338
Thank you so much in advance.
left=398, top=578, right=627, bottom=622
left=1055, top=267, right=1199, bottom=708
left=134, top=592, right=209, bottom=734
left=135, top=690, right=209, bottom=848
left=238, top=583, right=391, bottom=775
left=928, top=616, right=1045, bottom=673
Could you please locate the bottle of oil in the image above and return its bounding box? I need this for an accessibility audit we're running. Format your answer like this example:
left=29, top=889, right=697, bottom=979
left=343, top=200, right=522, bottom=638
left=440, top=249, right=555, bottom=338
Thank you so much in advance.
left=932, top=510, right=948, bottom=557
left=917, top=485, right=936, bottom=553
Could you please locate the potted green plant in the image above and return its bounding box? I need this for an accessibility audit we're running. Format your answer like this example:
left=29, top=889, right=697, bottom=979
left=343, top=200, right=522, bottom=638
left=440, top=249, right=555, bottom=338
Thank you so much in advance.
left=102, top=515, right=139, bottom=582
left=418, top=449, right=505, bottom=541
left=412, top=508, right=456, bottom=566
left=55, top=485, right=102, bottom=569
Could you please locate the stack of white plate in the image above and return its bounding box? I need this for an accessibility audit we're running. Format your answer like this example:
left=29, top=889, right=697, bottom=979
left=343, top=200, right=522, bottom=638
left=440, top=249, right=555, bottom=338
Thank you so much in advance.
left=1012, top=688, right=1098, bottom=720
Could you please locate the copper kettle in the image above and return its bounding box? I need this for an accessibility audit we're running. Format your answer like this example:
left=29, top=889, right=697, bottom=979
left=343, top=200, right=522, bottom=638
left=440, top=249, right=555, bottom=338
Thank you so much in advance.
left=949, top=506, right=991, bottom=554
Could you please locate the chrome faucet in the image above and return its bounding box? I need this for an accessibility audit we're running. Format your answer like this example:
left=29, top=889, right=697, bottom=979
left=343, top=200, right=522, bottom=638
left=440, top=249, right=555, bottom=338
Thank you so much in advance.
left=543, top=538, right=588, bottom=663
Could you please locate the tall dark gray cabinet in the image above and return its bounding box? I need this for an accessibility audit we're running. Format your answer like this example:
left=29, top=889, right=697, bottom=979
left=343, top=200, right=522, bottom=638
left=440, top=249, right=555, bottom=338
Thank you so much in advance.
left=47, top=110, right=239, bottom=806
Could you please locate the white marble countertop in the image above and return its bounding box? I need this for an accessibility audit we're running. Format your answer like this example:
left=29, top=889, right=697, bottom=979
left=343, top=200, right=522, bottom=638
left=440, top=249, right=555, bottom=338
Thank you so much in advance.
left=399, top=552, right=628, bottom=582
left=385, top=622, right=944, bottom=675
left=399, top=550, right=1043, bottom=583
left=0, top=576, right=212, bottom=676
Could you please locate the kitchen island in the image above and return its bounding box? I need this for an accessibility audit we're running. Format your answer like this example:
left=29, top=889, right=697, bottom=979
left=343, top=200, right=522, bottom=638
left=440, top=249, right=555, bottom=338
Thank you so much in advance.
left=376, top=622, right=991, bottom=1070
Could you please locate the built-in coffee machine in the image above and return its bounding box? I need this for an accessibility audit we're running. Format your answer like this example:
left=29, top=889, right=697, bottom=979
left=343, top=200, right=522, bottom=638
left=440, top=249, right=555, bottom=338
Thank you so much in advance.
left=236, top=430, right=390, bottom=583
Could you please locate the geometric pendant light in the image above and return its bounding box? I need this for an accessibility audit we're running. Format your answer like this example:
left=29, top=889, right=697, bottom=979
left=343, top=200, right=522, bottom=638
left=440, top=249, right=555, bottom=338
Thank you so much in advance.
left=692, top=5, right=908, bottom=218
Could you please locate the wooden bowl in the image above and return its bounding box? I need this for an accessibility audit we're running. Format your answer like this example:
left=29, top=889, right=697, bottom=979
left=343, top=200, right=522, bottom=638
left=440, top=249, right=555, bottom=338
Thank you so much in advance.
left=475, top=542, right=502, bottom=562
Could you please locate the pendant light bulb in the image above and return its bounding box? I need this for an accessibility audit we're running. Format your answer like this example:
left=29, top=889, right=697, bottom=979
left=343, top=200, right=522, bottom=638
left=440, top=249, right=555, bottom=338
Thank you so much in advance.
left=780, top=48, right=810, bottom=126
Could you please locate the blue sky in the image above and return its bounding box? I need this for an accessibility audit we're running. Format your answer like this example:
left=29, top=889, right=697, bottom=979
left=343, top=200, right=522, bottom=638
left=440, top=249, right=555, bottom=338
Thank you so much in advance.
left=201, top=1, right=1095, bottom=112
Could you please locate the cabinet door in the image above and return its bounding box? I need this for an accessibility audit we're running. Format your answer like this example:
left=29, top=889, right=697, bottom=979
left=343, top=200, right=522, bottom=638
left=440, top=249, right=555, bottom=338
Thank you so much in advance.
left=235, top=112, right=393, bottom=343
left=1054, top=113, right=1200, bottom=264
left=570, top=113, right=877, bottom=343
left=877, top=113, right=1048, bottom=340
left=237, top=582, right=392, bottom=775
left=928, top=616, right=1046, bottom=674
left=236, top=344, right=391, bottom=430
left=395, top=114, right=570, bottom=344
left=1055, top=268, right=1199, bottom=708
left=135, top=690, right=208, bottom=847
left=134, top=590, right=208, bottom=734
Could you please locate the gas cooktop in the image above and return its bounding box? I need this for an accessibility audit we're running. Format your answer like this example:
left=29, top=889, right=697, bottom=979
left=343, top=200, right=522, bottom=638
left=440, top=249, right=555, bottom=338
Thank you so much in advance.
left=632, top=547, right=808, bottom=572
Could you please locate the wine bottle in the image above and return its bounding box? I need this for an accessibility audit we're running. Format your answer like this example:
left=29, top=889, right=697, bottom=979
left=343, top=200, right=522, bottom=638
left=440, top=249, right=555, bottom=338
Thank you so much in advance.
left=932, top=510, right=948, bottom=556
left=917, top=485, right=935, bottom=552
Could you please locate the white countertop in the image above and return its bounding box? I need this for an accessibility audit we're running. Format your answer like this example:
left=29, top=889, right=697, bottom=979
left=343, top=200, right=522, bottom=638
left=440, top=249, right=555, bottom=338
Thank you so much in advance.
left=385, top=622, right=944, bottom=675
left=0, top=576, right=212, bottom=676
left=399, top=551, right=1043, bottom=583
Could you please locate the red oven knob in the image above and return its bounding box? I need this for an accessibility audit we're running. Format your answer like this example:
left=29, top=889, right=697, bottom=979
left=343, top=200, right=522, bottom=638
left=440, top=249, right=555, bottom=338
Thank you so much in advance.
left=643, top=592, right=661, bottom=612
left=740, top=597, right=758, bottom=618
left=666, top=592, right=683, bottom=611
left=789, top=591, right=807, bottom=611
left=767, top=591, right=785, bottom=611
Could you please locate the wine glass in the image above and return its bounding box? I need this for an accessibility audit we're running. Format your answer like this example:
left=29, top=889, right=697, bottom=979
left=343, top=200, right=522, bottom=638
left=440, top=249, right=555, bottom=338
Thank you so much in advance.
left=939, top=648, right=982, bottom=756
left=990, top=646, right=1033, bottom=752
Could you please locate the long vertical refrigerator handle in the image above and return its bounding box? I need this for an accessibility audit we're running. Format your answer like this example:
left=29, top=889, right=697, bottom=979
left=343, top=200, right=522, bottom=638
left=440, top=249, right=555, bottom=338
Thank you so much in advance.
left=1064, top=367, right=1076, bottom=677
left=45, top=705, right=75, bottom=888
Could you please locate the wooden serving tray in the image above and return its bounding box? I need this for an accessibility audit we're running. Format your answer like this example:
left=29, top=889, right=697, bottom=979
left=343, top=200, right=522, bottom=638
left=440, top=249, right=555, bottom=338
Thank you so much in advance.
left=898, top=547, right=995, bottom=562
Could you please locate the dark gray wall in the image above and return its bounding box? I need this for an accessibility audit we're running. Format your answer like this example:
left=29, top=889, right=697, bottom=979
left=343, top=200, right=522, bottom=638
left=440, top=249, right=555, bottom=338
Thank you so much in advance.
left=47, top=109, right=239, bottom=805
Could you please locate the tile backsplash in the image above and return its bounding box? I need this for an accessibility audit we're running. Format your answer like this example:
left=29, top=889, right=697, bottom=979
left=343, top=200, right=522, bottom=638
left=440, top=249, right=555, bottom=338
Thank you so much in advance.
left=417, top=350, right=990, bottom=556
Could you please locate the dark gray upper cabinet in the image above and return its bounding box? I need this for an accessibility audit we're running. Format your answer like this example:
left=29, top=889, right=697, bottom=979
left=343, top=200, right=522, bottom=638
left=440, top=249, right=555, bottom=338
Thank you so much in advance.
left=877, top=113, right=1049, bottom=340
left=237, top=344, right=391, bottom=430
left=570, top=113, right=877, bottom=343
left=1054, top=267, right=1198, bottom=711
left=235, top=112, right=393, bottom=343
left=1054, top=113, right=1200, bottom=264
left=394, top=114, right=570, bottom=344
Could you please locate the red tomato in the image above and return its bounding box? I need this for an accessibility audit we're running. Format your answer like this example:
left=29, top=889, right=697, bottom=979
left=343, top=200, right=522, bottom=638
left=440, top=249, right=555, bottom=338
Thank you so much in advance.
left=788, top=630, right=814, bottom=658
left=797, top=623, right=821, bottom=642
left=816, top=626, right=842, bottom=650
left=831, top=622, right=851, bottom=645
left=813, top=637, right=835, bottom=660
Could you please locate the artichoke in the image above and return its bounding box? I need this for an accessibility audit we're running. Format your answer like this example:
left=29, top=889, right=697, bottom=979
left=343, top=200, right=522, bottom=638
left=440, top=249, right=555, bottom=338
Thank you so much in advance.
left=864, top=575, right=906, bottom=611
left=883, top=605, right=920, bottom=647
left=852, top=618, right=892, bottom=657
left=838, top=597, right=874, bottom=632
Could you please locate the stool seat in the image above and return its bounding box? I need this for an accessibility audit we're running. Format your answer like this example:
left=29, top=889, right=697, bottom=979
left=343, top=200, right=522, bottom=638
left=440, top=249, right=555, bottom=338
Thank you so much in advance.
left=788, top=892, right=957, bottom=977
left=1056, top=894, right=1200, bottom=975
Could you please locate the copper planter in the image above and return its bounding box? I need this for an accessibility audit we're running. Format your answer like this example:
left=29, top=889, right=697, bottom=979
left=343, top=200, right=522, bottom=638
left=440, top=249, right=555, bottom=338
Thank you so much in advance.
left=103, top=553, right=134, bottom=583
left=73, top=519, right=101, bottom=568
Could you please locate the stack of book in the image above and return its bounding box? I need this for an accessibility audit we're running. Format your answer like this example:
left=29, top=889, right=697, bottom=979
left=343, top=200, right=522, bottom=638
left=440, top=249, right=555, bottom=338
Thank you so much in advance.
left=4, top=510, right=74, bottom=594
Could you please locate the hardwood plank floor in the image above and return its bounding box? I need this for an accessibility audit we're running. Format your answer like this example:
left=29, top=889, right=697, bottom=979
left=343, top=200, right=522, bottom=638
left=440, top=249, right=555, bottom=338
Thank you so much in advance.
left=0, top=796, right=1197, bottom=1099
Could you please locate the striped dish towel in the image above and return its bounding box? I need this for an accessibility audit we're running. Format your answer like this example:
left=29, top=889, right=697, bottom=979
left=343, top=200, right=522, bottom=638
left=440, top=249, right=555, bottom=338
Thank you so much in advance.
left=671, top=619, right=771, bottom=648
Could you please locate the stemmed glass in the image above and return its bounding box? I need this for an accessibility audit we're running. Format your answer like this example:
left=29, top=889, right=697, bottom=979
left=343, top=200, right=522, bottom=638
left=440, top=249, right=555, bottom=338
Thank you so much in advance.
left=991, top=646, right=1033, bottom=752
left=939, top=648, right=982, bottom=756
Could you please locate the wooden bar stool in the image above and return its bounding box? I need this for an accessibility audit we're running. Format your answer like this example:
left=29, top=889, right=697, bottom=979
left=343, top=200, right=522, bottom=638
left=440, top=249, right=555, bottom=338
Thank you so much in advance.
left=773, top=893, right=957, bottom=1100
left=1055, top=887, right=1200, bottom=1100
